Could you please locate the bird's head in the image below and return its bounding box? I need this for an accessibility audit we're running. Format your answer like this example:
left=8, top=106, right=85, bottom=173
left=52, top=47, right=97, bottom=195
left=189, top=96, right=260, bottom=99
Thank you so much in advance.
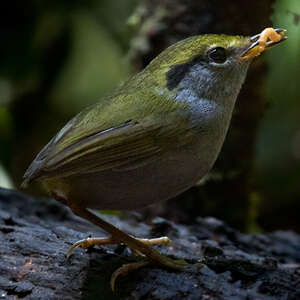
left=144, top=28, right=287, bottom=103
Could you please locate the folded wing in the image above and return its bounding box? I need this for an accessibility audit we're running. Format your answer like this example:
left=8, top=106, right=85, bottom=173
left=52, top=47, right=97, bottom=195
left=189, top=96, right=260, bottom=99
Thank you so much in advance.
left=22, top=115, right=190, bottom=186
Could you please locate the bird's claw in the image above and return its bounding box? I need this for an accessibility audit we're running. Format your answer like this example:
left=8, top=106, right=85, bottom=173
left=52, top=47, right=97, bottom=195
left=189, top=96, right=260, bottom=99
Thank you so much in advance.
left=110, top=257, right=190, bottom=291
left=110, top=260, right=151, bottom=291
left=66, top=236, right=116, bottom=258
left=66, top=236, right=172, bottom=258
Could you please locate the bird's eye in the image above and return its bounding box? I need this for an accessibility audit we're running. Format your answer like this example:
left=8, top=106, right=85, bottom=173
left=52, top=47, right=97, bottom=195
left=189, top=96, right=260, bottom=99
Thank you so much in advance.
left=207, top=47, right=227, bottom=64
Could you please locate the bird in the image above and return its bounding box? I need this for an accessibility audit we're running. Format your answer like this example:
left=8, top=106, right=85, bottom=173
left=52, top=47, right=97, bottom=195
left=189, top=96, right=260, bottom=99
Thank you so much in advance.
left=22, top=27, right=287, bottom=290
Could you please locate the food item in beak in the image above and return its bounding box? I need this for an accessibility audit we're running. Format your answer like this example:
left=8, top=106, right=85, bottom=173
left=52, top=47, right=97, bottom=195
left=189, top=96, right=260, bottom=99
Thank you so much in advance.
left=257, top=27, right=283, bottom=51
left=242, top=27, right=287, bottom=59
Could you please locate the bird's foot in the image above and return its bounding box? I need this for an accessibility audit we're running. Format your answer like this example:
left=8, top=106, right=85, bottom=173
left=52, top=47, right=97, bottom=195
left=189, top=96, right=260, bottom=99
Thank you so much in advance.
left=110, top=257, right=189, bottom=291
left=110, top=260, right=151, bottom=291
left=66, top=207, right=189, bottom=291
left=135, top=236, right=172, bottom=246
left=67, top=235, right=172, bottom=258
left=67, top=234, right=188, bottom=291
left=67, top=236, right=116, bottom=258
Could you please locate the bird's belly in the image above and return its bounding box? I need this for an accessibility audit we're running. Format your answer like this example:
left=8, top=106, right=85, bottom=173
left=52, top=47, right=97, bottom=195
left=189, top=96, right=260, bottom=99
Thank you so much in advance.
left=46, top=138, right=220, bottom=210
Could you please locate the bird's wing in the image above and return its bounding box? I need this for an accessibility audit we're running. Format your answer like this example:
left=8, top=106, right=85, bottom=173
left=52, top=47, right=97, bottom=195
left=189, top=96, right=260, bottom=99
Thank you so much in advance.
left=22, top=93, right=193, bottom=184
left=43, top=119, right=168, bottom=176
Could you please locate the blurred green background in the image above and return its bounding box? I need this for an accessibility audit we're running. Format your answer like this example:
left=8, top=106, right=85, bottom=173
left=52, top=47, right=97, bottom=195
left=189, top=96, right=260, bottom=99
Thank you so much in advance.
left=255, top=0, right=300, bottom=231
left=0, top=0, right=299, bottom=232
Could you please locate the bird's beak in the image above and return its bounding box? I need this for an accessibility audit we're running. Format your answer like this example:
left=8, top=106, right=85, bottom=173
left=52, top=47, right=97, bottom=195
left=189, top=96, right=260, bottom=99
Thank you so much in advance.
left=241, top=28, right=287, bottom=60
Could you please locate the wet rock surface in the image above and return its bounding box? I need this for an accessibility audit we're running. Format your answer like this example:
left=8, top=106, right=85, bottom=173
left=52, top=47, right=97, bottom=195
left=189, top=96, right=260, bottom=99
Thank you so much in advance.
left=0, top=187, right=299, bottom=299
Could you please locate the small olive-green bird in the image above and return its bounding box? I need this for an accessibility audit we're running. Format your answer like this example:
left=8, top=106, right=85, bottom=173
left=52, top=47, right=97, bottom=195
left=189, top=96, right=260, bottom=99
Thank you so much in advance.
left=22, top=28, right=286, bottom=289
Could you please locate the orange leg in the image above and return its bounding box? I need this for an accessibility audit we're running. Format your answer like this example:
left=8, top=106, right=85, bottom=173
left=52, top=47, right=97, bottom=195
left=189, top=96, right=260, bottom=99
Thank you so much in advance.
left=67, top=206, right=188, bottom=291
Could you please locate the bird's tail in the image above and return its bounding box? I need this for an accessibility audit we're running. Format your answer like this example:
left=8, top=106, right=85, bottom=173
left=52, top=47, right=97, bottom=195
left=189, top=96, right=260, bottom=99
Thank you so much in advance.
left=20, top=161, right=42, bottom=188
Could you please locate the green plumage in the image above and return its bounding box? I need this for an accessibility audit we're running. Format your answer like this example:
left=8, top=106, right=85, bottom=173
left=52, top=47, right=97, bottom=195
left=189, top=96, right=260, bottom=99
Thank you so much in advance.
left=20, top=29, right=287, bottom=282
left=23, top=34, right=250, bottom=185
left=23, top=30, right=286, bottom=212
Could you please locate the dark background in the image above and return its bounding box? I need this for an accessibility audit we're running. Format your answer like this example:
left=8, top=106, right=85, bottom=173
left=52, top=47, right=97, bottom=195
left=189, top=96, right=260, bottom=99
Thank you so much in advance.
left=0, top=0, right=299, bottom=232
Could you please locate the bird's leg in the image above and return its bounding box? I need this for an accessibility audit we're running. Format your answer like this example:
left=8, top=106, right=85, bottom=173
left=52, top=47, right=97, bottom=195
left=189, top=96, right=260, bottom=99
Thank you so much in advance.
left=111, top=260, right=150, bottom=291
left=68, top=204, right=186, bottom=269
left=68, top=204, right=188, bottom=290
left=67, top=236, right=116, bottom=258
left=134, top=236, right=172, bottom=246
left=67, top=236, right=172, bottom=258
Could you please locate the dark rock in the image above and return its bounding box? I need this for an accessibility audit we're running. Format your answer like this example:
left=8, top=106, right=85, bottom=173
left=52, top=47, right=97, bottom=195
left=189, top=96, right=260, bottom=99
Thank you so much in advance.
left=201, top=240, right=223, bottom=257
left=0, top=187, right=300, bottom=299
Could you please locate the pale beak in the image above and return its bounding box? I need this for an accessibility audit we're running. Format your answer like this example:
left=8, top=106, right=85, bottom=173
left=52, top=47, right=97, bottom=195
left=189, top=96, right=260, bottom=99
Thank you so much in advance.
left=241, top=28, right=288, bottom=60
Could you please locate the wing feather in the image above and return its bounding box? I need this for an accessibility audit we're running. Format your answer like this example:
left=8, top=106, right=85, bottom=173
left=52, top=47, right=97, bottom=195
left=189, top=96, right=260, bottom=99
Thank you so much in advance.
left=22, top=85, right=193, bottom=185
left=23, top=117, right=190, bottom=184
left=44, top=120, right=164, bottom=176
